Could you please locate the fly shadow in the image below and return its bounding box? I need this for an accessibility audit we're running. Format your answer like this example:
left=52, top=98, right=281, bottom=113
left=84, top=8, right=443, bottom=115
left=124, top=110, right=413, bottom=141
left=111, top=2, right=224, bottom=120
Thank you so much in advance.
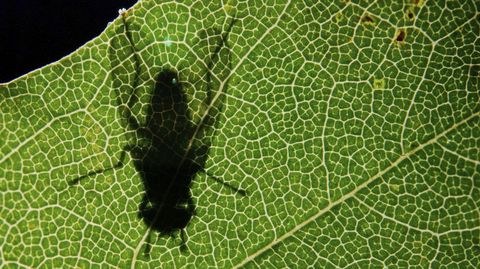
left=69, top=15, right=245, bottom=255
left=127, top=69, right=222, bottom=254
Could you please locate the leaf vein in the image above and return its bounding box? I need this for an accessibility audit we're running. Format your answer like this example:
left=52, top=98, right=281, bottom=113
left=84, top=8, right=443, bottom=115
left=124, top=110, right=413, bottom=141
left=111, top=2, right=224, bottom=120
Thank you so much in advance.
left=233, top=111, right=480, bottom=268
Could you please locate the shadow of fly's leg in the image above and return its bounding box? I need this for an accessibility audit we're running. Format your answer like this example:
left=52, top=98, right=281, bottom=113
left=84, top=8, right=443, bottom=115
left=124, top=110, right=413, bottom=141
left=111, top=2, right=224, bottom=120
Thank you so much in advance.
left=204, top=172, right=247, bottom=196
left=68, top=148, right=130, bottom=186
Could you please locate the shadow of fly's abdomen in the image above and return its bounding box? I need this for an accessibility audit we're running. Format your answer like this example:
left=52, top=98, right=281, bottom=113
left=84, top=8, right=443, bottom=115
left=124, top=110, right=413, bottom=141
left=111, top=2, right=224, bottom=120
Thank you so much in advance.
left=136, top=148, right=199, bottom=235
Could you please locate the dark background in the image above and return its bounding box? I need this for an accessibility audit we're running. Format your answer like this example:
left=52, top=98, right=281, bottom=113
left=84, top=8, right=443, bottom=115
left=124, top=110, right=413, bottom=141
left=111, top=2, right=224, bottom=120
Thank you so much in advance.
left=0, top=0, right=138, bottom=83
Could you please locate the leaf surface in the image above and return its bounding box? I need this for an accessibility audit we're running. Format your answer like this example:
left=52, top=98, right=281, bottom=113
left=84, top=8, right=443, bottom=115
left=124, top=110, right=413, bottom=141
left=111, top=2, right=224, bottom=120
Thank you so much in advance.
left=1, top=0, right=479, bottom=268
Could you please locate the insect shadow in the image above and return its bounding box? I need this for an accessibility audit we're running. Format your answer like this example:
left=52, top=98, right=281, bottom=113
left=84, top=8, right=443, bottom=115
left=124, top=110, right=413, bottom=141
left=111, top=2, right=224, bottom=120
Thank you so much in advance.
left=70, top=69, right=245, bottom=254
left=131, top=70, right=203, bottom=253
left=70, top=16, right=245, bottom=255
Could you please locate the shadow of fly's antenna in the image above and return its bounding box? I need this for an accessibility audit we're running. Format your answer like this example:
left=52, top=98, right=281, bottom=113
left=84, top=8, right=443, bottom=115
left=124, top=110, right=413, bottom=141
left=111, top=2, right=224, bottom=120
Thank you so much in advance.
left=199, top=16, right=247, bottom=195
left=119, top=8, right=142, bottom=131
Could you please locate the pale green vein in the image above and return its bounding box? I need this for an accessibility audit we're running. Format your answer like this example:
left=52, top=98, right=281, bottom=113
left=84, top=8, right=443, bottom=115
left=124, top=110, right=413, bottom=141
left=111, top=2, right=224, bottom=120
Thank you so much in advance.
left=233, top=111, right=480, bottom=268
left=0, top=109, right=87, bottom=164
left=437, top=143, right=480, bottom=166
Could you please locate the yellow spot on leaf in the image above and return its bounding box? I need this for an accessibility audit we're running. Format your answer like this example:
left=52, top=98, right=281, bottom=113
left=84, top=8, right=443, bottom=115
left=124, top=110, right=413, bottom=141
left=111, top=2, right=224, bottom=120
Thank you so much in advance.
left=390, top=184, right=400, bottom=192
left=373, top=78, right=385, bottom=90
left=336, top=13, right=344, bottom=23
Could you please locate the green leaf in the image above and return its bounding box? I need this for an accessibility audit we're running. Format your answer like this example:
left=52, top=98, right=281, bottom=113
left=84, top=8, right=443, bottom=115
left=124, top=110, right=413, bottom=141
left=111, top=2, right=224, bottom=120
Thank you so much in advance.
left=1, top=0, right=479, bottom=268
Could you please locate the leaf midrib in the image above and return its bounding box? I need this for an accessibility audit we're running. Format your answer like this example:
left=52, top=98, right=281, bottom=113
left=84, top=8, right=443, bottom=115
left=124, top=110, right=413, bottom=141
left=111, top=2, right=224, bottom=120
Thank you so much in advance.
left=233, top=111, right=480, bottom=268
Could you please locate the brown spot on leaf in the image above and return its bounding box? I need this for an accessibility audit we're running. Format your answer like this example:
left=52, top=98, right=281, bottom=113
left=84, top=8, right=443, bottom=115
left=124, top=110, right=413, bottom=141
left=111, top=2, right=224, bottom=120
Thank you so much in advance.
left=412, top=0, right=424, bottom=7
left=406, top=8, right=415, bottom=20
left=395, top=29, right=406, bottom=42
left=361, top=15, right=374, bottom=24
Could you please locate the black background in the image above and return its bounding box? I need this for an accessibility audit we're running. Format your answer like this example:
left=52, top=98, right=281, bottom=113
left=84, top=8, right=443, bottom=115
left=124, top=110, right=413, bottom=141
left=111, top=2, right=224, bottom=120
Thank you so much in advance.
left=0, top=0, right=138, bottom=83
